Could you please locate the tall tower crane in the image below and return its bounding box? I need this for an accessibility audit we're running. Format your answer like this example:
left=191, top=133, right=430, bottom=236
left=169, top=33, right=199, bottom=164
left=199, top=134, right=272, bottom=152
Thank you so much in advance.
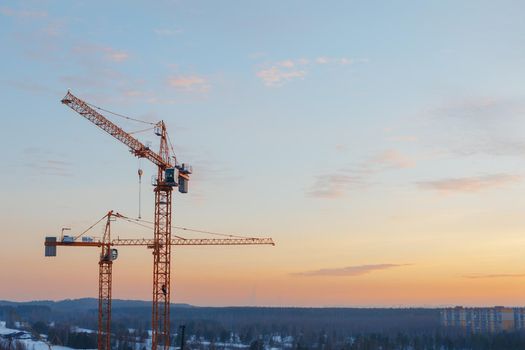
left=45, top=211, right=274, bottom=350
left=60, top=91, right=234, bottom=350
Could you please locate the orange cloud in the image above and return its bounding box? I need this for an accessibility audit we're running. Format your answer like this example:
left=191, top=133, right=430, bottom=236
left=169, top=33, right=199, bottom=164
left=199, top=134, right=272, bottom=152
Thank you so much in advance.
left=463, top=273, right=525, bottom=279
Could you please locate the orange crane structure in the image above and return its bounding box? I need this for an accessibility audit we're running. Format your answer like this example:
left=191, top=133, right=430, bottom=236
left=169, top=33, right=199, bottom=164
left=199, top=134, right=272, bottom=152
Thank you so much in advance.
left=58, top=91, right=273, bottom=350
left=45, top=210, right=274, bottom=350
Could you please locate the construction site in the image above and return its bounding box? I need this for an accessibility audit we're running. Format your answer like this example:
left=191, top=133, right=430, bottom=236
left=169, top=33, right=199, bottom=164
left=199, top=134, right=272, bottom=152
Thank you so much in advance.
left=4, top=2, right=525, bottom=350
left=42, top=91, right=275, bottom=350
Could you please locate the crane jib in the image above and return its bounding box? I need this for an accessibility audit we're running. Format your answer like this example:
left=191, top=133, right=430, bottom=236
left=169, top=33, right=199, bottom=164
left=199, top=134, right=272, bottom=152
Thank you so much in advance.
left=61, top=91, right=172, bottom=169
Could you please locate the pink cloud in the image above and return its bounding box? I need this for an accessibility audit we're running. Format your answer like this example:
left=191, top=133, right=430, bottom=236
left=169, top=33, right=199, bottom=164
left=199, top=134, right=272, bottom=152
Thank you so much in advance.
left=0, top=6, right=47, bottom=18
left=168, top=75, right=210, bottom=92
left=72, top=45, right=130, bottom=63
left=256, top=56, right=366, bottom=87
left=372, top=150, right=415, bottom=169
left=307, top=149, right=414, bottom=199
left=306, top=172, right=365, bottom=199
left=417, top=174, right=522, bottom=193
left=256, top=67, right=306, bottom=87
left=293, top=264, right=410, bottom=277
left=306, top=189, right=344, bottom=199
left=122, top=89, right=145, bottom=97
left=107, top=50, right=129, bottom=62
left=278, top=60, right=295, bottom=68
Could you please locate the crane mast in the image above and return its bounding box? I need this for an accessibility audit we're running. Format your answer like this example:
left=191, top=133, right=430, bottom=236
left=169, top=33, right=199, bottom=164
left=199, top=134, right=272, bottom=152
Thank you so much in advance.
left=152, top=122, right=173, bottom=349
left=61, top=92, right=190, bottom=350
left=99, top=211, right=114, bottom=350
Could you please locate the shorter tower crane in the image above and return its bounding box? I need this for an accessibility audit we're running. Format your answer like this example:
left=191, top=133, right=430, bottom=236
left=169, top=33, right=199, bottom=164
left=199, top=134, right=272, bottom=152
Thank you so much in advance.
left=44, top=211, right=274, bottom=350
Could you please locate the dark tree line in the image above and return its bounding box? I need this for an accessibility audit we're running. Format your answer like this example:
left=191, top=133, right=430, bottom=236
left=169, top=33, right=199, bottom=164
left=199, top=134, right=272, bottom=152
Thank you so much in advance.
left=332, top=331, right=525, bottom=350
left=6, top=302, right=525, bottom=349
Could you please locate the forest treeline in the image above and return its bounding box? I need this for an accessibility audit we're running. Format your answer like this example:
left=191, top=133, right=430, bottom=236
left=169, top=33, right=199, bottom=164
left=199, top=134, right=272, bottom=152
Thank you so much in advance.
left=4, top=300, right=525, bottom=349
left=1, top=300, right=440, bottom=335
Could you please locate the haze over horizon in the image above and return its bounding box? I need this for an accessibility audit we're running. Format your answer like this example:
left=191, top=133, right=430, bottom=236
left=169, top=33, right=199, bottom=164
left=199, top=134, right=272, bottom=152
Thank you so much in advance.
left=2, top=1, right=525, bottom=307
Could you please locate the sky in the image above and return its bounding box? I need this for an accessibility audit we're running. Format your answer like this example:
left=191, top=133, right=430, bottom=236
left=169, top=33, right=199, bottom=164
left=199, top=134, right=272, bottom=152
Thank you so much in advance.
left=1, top=0, right=525, bottom=307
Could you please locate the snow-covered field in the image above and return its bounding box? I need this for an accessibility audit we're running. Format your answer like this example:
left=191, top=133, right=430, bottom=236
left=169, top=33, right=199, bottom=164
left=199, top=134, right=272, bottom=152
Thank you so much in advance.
left=1, top=321, right=254, bottom=350
left=0, top=322, right=95, bottom=350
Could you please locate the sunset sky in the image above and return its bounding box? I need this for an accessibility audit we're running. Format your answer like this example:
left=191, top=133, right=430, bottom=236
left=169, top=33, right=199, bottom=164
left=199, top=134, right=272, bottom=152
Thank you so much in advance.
left=2, top=1, right=525, bottom=307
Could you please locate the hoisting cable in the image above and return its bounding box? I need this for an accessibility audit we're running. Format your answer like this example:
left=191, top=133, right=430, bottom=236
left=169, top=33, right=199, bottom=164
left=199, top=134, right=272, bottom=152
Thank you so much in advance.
left=117, top=214, right=187, bottom=240
left=130, top=126, right=155, bottom=135
left=73, top=213, right=109, bottom=240
left=120, top=216, right=154, bottom=230
left=172, top=226, right=256, bottom=239
left=166, top=133, right=177, bottom=163
left=86, top=102, right=156, bottom=125
left=116, top=213, right=257, bottom=239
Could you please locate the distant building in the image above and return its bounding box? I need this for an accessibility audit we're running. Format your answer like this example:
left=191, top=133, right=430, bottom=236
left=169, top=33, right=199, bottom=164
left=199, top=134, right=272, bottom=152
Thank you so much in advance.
left=441, top=306, right=523, bottom=333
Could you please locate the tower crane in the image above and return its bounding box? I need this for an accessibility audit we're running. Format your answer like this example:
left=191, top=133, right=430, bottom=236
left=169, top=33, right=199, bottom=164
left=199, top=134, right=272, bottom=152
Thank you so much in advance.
left=45, top=211, right=274, bottom=350
left=59, top=91, right=273, bottom=350
left=61, top=91, right=190, bottom=350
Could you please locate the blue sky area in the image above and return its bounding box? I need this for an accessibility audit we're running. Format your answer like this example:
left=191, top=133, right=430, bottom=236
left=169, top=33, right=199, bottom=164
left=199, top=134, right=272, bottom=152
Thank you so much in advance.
left=2, top=1, right=525, bottom=306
